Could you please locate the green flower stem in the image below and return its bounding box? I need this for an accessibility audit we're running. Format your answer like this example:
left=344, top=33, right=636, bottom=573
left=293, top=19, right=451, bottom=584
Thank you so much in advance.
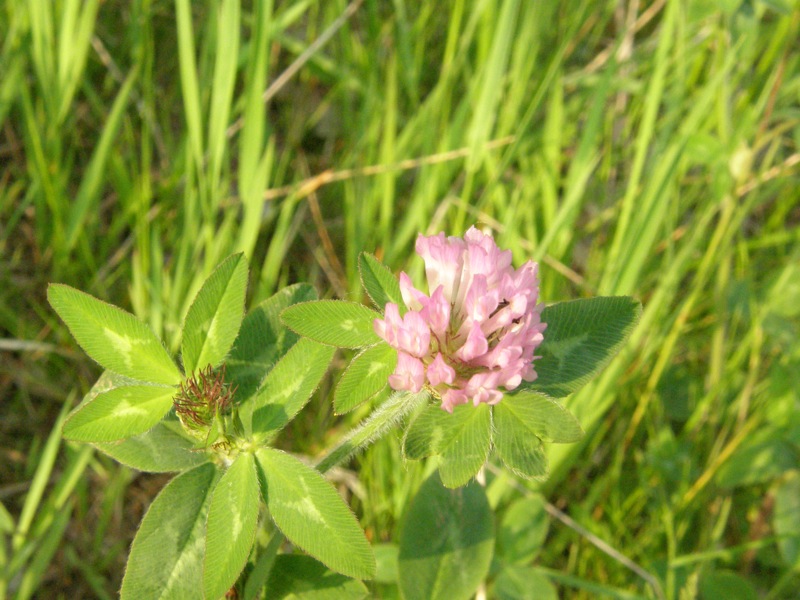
left=315, top=391, right=430, bottom=474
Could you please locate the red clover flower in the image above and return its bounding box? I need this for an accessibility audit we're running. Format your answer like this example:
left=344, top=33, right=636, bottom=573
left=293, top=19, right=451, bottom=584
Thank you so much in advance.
left=374, top=226, right=546, bottom=412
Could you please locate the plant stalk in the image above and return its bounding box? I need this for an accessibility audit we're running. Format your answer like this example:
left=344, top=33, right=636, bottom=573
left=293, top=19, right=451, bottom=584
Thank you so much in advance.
left=315, top=391, right=429, bottom=474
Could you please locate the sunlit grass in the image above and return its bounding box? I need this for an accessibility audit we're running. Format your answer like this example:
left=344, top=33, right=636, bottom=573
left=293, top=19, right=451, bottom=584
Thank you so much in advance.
left=1, top=0, right=799, bottom=597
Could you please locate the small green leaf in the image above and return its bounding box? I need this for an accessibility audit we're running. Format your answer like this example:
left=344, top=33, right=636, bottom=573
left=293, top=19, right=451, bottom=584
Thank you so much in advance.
left=358, top=252, right=403, bottom=311
left=403, top=403, right=492, bottom=487
left=257, top=448, right=375, bottom=580
left=525, top=297, right=641, bottom=398
left=243, top=337, right=335, bottom=438
left=121, top=463, right=218, bottom=600
left=63, top=385, right=175, bottom=442
left=204, top=453, right=261, bottom=600
left=72, top=371, right=204, bottom=471
left=398, top=471, right=494, bottom=600
left=95, top=419, right=209, bottom=473
left=438, top=404, right=492, bottom=488
left=492, top=409, right=549, bottom=481
left=403, top=403, right=447, bottom=460
left=496, top=392, right=583, bottom=443
left=265, top=555, right=369, bottom=599
left=334, top=343, right=396, bottom=414
left=281, top=301, right=382, bottom=348
left=181, top=253, right=248, bottom=374
left=227, top=283, right=317, bottom=401
left=68, top=369, right=144, bottom=414
left=494, top=434, right=550, bottom=480
left=48, top=284, right=181, bottom=385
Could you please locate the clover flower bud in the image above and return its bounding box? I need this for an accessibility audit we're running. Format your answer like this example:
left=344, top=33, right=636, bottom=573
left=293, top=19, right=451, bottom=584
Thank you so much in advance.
left=173, top=364, right=236, bottom=438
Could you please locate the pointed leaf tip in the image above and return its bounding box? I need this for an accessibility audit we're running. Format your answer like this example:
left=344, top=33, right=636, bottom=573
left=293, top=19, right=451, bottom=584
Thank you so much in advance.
left=527, top=296, right=641, bottom=398
left=203, top=453, right=260, bottom=600
left=257, top=448, right=376, bottom=580
left=121, top=464, right=218, bottom=599
left=63, top=385, right=175, bottom=442
left=281, top=300, right=382, bottom=348
left=358, top=252, right=404, bottom=311
left=47, top=284, right=181, bottom=385
left=334, top=343, right=395, bottom=414
left=181, top=253, right=249, bottom=374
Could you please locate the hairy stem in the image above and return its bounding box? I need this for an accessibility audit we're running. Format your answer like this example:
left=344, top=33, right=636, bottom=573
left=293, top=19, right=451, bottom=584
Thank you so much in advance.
left=315, top=391, right=429, bottom=474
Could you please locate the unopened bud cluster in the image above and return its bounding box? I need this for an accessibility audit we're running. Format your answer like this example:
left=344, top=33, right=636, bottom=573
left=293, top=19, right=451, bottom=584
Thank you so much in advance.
left=173, top=364, right=235, bottom=438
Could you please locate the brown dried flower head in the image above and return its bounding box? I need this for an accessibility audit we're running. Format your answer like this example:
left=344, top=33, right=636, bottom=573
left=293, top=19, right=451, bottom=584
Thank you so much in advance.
left=173, top=364, right=236, bottom=438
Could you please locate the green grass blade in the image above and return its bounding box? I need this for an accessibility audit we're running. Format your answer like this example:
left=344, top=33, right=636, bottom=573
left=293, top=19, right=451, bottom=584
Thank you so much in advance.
left=64, top=67, right=138, bottom=251
left=465, top=0, right=520, bottom=171
left=56, top=0, right=101, bottom=121
left=206, top=0, right=240, bottom=196
left=175, top=0, right=205, bottom=167
left=11, top=397, right=72, bottom=551
left=600, top=0, right=677, bottom=292
left=15, top=500, right=73, bottom=600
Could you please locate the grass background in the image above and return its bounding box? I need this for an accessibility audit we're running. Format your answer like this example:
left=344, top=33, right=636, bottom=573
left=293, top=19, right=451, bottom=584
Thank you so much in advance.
left=1, top=0, right=799, bottom=597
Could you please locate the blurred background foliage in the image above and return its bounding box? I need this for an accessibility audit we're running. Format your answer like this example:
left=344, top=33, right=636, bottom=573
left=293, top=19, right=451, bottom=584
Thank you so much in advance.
left=1, top=0, right=799, bottom=597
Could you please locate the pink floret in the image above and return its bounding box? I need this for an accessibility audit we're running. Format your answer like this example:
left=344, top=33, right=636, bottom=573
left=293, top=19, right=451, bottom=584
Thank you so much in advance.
left=375, top=226, right=546, bottom=410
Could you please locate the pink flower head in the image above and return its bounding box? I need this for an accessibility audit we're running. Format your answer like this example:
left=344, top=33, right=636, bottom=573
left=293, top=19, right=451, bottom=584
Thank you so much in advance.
left=375, top=226, right=546, bottom=412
